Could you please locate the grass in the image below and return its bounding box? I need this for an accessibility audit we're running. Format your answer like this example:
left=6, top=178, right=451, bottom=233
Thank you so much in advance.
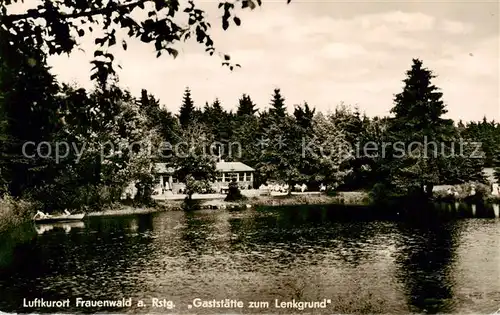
left=248, top=191, right=371, bottom=207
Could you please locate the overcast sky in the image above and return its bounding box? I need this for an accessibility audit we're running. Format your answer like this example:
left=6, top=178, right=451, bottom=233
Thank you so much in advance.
left=39, top=0, right=500, bottom=122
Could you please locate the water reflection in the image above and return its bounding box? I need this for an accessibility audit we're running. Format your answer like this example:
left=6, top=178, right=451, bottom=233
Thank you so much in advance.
left=35, top=221, right=85, bottom=235
left=0, top=203, right=499, bottom=314
left=394, top=219, right=459, bottom=313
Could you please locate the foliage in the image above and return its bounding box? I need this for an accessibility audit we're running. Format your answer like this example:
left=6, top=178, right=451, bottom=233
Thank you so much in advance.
left=269, top=88, right=287, bottom=120
left=170, top=123, right=217, bottom=200
left=236, top=94, right=258, bottom=116
left=0, top=194, right=36, bottom=232
left=224, top=179, right=247, bottom=201
left=384, top=58, right=456, bottom=197
left=2, top=40, right=499, bottom=217
left=0, top=0, right=293, bottom=84
left=309, top=113, right=353, bottom=187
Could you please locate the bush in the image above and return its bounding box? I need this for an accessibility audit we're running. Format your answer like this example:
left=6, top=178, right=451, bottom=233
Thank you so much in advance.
left=26, top=183, right=125, bottom=212
left=369, top=183, right=395, bottom=205
left=0, top=195, right=36, bottom=232
left=225, top=180, right=247, bottom=202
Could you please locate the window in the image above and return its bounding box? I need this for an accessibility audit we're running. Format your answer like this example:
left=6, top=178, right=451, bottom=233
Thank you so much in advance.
left=225, top=172, right=237, bottom=182
left=246, top=172, right=253, bottom=181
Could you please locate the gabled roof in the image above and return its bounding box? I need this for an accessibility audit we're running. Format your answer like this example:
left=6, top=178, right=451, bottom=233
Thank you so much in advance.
left=216, top=161, right=255, bottom=172
left=154, top=161, right=254, bottom=174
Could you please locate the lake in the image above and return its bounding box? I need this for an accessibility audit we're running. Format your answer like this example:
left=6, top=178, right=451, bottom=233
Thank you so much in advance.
left=0, top=203, right=499, bottom=314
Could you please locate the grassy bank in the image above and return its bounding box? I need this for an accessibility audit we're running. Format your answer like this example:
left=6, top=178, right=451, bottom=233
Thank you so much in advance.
left=86, top=200, right=184, bottom=217
left=247, top=191, right=371, bottom=207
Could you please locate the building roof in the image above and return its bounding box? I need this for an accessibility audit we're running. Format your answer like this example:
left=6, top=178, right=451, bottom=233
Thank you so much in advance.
left=154, top=163, right=175, bottom=174
left=216, top=161, right=255, bottom=172
left=154, top=161, right=254, bottom=174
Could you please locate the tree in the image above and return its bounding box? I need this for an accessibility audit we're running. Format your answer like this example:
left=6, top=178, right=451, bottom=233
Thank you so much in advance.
left=329, top=104, right=367, bottom=190
left=258, top=115, right=303, bottom=194
left=386, top=58, right=455, bottom=197
left=179, top=87, right=195, bottom=129
left=462, top=118, right=500, bottom=168
left=49, top=83, right=160, bottom=209
left=138, top=88, right=178, bottom=145
left=170, top=123, right=216, bottom=201
left=0, top=32, right=62, bottom=197
left=331, top=104, right=363, bottom=145
left=269, top=88, right=286, bottom=120
left=308, top=113, right=353, bottom=189
left=0, top=0, right=292, bottom=84
left=442, top=141, right=485, bottom=184
left=231, top=112, right=260, bottom=168
left=200, top=98, right=234, bottom=159
left=236, top=94, right=258, bottom=116
left=293, top=102, right=315, bottom=130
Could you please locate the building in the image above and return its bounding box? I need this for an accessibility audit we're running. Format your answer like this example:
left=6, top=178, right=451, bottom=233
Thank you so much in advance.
left=153, top=161, right=255, bottom=194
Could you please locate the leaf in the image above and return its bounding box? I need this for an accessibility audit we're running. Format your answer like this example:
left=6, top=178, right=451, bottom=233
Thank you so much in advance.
left=94, top=50, right=104, bottom=57
left=77, top=29, right=85, bottom=36
left=233, top=16, right=241, bottom=26
left=167, top=48, right=179, bottom=58
left=223, top=54, right=230, bottom=61
left=95, top=37, right=106, bottom=45
left=222, top=19, right=229, bottom=30
left=122, top=40, right=127, bottom=50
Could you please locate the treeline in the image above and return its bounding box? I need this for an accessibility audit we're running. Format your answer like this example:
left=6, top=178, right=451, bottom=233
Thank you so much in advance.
left=1, top=39, right=500, bottom=211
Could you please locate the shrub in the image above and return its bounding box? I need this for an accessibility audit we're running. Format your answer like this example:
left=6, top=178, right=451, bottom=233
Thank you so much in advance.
left=369, top=183, right=395, bottom=205
left=225, top=180, right=247, bottom=202
left=0, top=195, right=36, bottom=232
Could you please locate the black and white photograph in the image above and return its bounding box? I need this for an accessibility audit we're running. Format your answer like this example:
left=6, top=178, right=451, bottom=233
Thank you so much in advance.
left=0, top=0, right=499, bottom=313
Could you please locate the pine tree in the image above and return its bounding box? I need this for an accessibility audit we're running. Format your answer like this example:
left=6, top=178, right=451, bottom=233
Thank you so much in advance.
left=179, top=87, right=195, bottom=129
left=269, top=88, right=286, bottom=120
left=236, top=94, right=258, bottom=116
left=386, top=58, right=455, bottom=197
left=293, top=102, right=315, bottom=130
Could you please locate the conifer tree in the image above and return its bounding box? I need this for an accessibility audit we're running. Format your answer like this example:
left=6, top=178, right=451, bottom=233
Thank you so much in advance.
left=179, top=87, right=195, bottom=129
left=293, top=102, right=315, bottom=130
left=236, top=94, right=258, bottom=116
left=386, top=58, right=455, bottom=197
left=269, top=88, right=286, bottom=120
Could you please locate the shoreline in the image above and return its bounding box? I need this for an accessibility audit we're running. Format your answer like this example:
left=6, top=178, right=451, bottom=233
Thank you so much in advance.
left=85, top=192, right=371, bottom=217
left=84, top=191, right=500, bottom=218
left=3, top=191, right=500, bottom=233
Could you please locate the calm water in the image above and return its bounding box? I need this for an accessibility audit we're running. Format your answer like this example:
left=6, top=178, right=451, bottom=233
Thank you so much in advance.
left=0, top=203, right=499, bottom=314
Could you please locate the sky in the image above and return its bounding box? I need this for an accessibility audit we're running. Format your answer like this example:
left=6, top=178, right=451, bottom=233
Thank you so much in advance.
left=16, top=0, right=500, bottom=122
